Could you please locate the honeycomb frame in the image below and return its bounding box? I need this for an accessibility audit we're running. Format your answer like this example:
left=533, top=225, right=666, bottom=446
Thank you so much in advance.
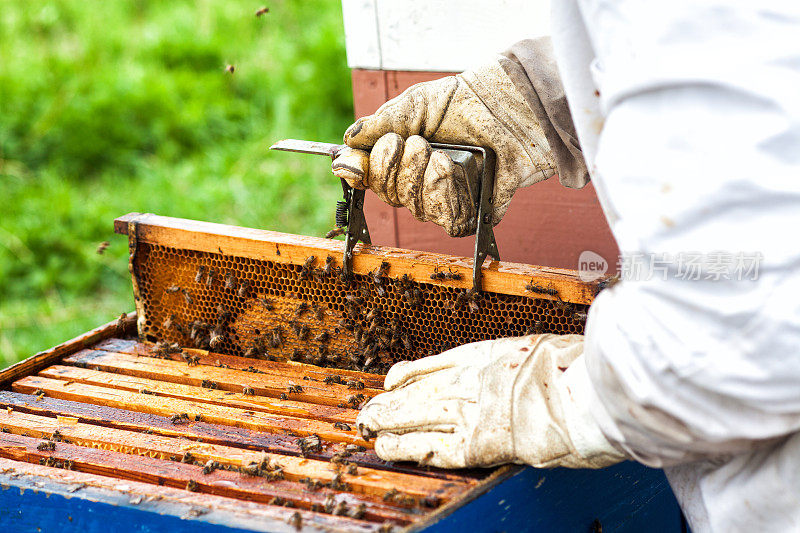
left=117, top=213, right=600, bottom=374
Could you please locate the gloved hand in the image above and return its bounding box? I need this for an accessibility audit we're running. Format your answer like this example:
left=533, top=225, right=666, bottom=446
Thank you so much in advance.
left=332, top=61, right=557, bottom=237
left=356, top=334, right=626, bottom=469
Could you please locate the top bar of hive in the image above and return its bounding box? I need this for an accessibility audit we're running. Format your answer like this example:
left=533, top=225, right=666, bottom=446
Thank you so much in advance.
left=114, top=213, right=602, bottom=373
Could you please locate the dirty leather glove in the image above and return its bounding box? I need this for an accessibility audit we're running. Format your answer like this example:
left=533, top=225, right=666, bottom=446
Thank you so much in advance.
left=332, top=61, right=557, bottom=237
left=356, top=334, right=626, bottom=469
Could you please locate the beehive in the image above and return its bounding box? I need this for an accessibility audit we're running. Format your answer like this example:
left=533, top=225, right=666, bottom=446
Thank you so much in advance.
left=0, top=214, right=679, bottom=533
left=119, top=213, right=598, bottom=374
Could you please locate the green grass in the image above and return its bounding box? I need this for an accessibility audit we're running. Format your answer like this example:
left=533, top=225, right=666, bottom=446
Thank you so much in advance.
left=0, top=0, right=354, bottom=364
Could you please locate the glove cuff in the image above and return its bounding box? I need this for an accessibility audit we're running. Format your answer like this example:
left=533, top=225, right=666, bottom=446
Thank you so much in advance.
left=561, top=356, right=628, bottom=467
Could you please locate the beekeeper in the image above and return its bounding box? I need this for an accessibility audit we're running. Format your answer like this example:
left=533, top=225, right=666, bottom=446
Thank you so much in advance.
left=332, top=2, right=800, bottom=531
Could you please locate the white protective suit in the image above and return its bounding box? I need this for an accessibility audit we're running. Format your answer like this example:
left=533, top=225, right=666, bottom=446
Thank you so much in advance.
left=550, top=1, right=800, bottom=530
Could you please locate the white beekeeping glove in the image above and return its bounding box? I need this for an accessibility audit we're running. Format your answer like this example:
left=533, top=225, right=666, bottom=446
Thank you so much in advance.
left=332, top=47, right=575, bottom=236
left=356, top=334, right=626, bottom=469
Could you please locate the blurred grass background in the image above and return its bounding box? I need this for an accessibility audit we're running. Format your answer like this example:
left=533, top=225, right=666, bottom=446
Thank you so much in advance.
left=0, top=1, right=353, bottom=364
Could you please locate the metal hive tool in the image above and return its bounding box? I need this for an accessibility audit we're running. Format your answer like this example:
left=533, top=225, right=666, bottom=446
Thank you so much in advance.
left=117, top=213, right=602, bottom=375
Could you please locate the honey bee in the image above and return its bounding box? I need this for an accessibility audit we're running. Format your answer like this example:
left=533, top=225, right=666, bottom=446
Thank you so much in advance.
left=165, top=285, right=181, bottom=294
left=597, top=274, right=620, bottom=293
left=237, top=280, right=251, bottom=298
left=242, top=386, right=255, bottom=396
left=382, top=488, right=399, bottom=502
left=314, top=331, right=329, bottom=344
left=224, top=64, right=235, bottom=74
left=181, top=452, right=196, bottom=464
left=288, top=511, right=302, bottom=531
left=201, top=379, right=219, bottom=390
left=255, top=6, right=270, bottom=16
left=182, top=288, right=194, bottom=305
left=445, top=268, right=463, bottom=280
left=298, top=324, right=310, bottom=340
left=194, top=266, right=206, bottom=283
left=205, top=268, right=217, bottom=287
left=525, top=280, right=559, bottom=297
left=295, top=302, right=309, bottom=316
left=365, top=308, right=380, bottom=323
left=224, top=273, right=236, bottom=290
left=323, top=256, right=335, bottom=277
left=400, top=333, right=412, bottom=350
left=298, top=434, right=321, bottom=455
left=338, top=318, right=354, bottom=331
left=346, top=463, right=358, bottom=476
left=430, top=269, right=446, bottom=280
left=287, top=383, right=303, bottom=394
left=170, top=413, right=190, bottom=424
left=346, top=379, right=364, bottom=390
left=280, top=393, right=288, bottom=400
left=154, top=341, right=182, bottom=357
left=376, top=261, right=390, bottom=277
left=323, top=374, right=343, bottom=385
left=324, top=227, right=345, bottom=239
left=290, top=348, right=304, bottom=361
left=345, top=393, right=365, bottom=409
left=96, top=241, right=110, bottom=255
left=333, top=422, right=351, bottom=431
left=37, top=440, right=56, bottom=451
left=525, top=321, right=545, bottom=335
left=270, top=326, right=284, bottom=348
left=162, top=314, right=176, bottom=330
left=333, top=500, right=349, bottom=516
left=350, top=502, right=366, bottom=519
left=422, top=495, right=441, bottom=508
left=376, top=285, right=387, bottom=297
left=202, top=460, right=220, bottom=475
left=300, top=256, right=316, bottom=280
left=314, top=305, right=326, bottom=321
left=573, top=311, right=588, bottom=322
left=208, top=330, right=224, bottom=349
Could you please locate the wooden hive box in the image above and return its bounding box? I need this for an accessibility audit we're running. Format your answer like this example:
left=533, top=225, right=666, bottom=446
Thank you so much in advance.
left=0, top=214, right=682, bottom=532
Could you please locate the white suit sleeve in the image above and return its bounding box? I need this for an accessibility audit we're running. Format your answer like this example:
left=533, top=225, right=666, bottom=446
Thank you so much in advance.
left=562, top=1, right=800, bottom=467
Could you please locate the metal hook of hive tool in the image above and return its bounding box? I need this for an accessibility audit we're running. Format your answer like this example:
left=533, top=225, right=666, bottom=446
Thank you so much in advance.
left=269, top=139, right=498, bottom=291
left=268, top=139, right=371, bottom=281
left=429, top=143, right=500, bottom=292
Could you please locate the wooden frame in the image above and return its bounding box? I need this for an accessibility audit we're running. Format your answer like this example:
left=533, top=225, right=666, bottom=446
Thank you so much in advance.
left=114, top=212, right=601, bottom=305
